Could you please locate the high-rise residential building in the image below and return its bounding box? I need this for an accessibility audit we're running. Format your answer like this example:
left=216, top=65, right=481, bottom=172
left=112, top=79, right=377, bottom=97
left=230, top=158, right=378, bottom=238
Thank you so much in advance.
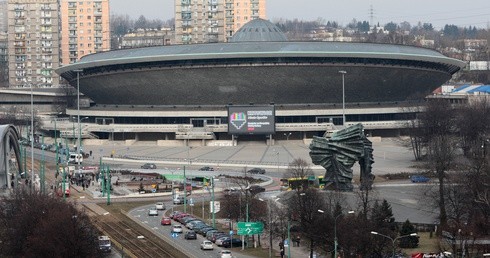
left=60, top=0, right=110, bottom=65
left=226, top=0, right=265, bottom=41
left=0, top=1, right=8, bottom=87
left=7, top=0, right=60, bottom=88
left=0, top=1, right=8, bottom=33
left=175, top=0, right=266, bottom=44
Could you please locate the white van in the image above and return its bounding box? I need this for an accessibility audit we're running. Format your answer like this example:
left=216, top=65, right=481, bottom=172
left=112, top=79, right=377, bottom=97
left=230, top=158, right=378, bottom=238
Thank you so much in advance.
left=68, top=153, right=83, bottom=164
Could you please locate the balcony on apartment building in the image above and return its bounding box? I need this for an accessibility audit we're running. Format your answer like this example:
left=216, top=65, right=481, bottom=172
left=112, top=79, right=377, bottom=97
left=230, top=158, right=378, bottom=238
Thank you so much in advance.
left=41, top=5, right=52, bottom=10
left=94, top=9, right=103, bottom=16
left=41, top=12, right=52, bottom=18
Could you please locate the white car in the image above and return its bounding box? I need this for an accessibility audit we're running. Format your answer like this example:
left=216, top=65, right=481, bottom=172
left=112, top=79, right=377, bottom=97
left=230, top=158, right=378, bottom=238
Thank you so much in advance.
left=215, top=236, right=230, bottom=246
left=171, top=225, right=183, bottom=233
left=148, top=207, right=158, bottom=216
left=155, top=202, right=166, bottom=210
left=217, top=250, right=233, bottom=258
left=200, top=240, right=214, bottom=250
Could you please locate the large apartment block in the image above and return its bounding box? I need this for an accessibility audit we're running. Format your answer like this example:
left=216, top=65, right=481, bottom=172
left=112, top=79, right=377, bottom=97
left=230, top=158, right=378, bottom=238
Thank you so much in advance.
left=7, top=0, right=60, bottom=88
left=60, top=0, right=110, bottom=65
left=175, top=0, right=266, bottom=44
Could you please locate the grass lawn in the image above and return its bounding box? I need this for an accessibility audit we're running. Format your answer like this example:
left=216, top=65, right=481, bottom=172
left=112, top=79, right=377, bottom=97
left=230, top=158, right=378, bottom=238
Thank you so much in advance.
left=401, top=232, right=439, bottom=255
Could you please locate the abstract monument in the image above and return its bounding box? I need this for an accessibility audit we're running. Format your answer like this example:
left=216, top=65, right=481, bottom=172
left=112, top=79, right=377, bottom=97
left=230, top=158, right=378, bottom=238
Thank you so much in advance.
left=309, top=123, right=375, bottom=191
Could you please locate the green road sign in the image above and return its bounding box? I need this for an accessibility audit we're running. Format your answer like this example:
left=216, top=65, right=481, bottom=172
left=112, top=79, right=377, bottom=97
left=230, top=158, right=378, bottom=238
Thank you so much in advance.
left=237, top=222, right=264, bottom=235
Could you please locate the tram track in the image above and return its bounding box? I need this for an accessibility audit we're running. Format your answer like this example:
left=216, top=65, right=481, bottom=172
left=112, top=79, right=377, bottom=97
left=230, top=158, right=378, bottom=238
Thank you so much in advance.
left=96, top=215, right=174, bottom=258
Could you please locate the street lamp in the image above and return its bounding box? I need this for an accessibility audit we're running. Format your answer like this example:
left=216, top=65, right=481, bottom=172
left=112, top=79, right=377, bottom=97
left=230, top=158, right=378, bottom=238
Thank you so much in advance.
left=339, top=70, right=347, bottom=127
left=371, top=231, right=417, bottom=258
left=73, top=69, right=83, bottom=177
left=284, top=132, right=292, bottom=141
left=259, top=196, right=279, bottom=258
left=318, top=209, right=354, bottom=258
left=30, top=83, right=34, bottom=188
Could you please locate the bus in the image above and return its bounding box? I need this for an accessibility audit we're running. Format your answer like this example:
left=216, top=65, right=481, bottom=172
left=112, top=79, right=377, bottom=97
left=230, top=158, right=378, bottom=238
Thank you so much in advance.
left=280, top=176, right=326, bottom=191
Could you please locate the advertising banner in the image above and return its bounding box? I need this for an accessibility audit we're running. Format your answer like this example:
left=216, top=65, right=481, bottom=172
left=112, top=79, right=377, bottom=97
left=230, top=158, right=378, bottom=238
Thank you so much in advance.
left=228, top=105, right=275, bottom=135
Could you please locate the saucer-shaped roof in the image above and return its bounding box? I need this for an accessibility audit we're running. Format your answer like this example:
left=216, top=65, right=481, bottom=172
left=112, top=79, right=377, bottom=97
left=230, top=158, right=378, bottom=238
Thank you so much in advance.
left=229, top=18, right=288, bottom=42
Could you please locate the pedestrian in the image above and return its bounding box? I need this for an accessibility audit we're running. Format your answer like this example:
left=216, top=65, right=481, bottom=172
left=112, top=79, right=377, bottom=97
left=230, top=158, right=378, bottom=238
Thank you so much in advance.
left=279, top=240, right=284, bottom=250
left=280, top=248, right=285, bottom=258
left=296, top=235, right=300, bottom=247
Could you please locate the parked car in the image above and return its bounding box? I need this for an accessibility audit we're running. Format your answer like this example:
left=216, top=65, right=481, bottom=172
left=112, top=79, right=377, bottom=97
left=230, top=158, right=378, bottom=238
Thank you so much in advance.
left=211, top=233, right=229, bottom=243
left=184, top=230, right=197, bottom=240
left=187, top=220, right=205, bottom=229
left=171, top=225, right=183, bottom=233
left=141, top=163, right=157, bottom=169
left=197, top=226, right=215, bottom=236
left=148, top=207, right=158, bottom=216
left=199, top=166, right=214, bottom=171
left=222, top=238, right=244, bottom=248
left=181, top=216, right=198, bottom=225
left=217, top=250, right=233, bottom=258
left=200, top=240, right=214, bottom=250
left=411, top=175, right=430, bottom=183
left=247, top=168, right=265, bottom=174
left=170, top=211, right=182, bottom=219
left=247, top=185, right=266, bottom=195
left=206, top=231, right=225, bottom=241
left=155, top=202, right=166, bottom=210
left=215, top=236, right=231, bottom=246
left=161, top=217, right=172, bottom=226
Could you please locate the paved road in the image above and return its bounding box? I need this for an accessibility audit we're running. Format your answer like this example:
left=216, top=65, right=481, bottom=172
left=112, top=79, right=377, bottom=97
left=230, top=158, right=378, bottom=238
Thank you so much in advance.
left=129, top=204, right=256, bottom=258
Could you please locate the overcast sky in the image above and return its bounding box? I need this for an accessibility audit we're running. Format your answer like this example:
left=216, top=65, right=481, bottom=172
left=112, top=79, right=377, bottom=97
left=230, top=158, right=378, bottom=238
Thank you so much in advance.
left=111, top=0, right=490, bottom=29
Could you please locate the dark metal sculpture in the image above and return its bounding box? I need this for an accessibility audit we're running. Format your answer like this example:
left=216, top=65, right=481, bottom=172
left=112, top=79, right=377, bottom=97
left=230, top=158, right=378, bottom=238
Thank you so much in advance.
left=0, top=125, right=23, bottom=192
left=309, top=123, right=374, bottom=191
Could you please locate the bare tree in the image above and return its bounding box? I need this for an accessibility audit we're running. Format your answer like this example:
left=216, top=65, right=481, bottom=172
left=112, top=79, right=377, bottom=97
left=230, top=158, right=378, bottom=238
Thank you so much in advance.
left=0, top=188, right=101, bottom=257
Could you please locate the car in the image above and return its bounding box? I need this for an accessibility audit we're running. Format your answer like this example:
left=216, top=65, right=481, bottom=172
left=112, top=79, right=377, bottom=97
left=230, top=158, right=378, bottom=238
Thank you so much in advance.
left=170, top=211, right=182, bottom=219
left=173, top=197, right=183, bottom=204
left=205, top=229, right=219, bottom=238
left=411, top=175, right=430, bottom=183
left=161, top=217, right=172, bottom=225
left=187, top=220, right=205, bottom=229
left=247, top=185, right=266, bottom=195
left=148, top=207, right=158, bottom=216
left=141, top=163, right=157, bottom=169
left=222, top=238, right=244, bottom=248
left=171, top=225, right=183, bottom=233
left=211, top=233, right=229, bottom=243
left=181, top=216, right=198, bottom=225
left=217, top=250, right=233, bottom=258
left=247, top=168, right=265, bottom=174
left=200, top=240, right=214, bottom=250
left=206, top=231, right=225, bottom=241
left=199, top=166, right=214, bottom=171
left=155, top=202, right=166, bottom=210
left=223, top=188, right=239, bottom=196
left=196, top=226, right=215, bottom=235
left=215, top=236, right=231, bottom=246
left=184, top=230, right=197, bottom=240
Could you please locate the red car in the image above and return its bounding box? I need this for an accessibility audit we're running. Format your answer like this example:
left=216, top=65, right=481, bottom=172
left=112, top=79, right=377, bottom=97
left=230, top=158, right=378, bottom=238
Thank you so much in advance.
left=161, top=217, right=171, bottom=226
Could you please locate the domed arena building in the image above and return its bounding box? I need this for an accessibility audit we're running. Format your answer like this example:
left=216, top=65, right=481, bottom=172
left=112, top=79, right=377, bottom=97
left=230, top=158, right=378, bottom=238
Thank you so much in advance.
left=53, top=19, right=465, bottom=146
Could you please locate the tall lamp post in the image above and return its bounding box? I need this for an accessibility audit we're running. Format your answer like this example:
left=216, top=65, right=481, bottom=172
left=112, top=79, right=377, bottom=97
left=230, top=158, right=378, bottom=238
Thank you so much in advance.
left=73, top=69, right=83, bottom=176
left=371, top=231, right=417, bottom=258
left=339, top=70, right=347, bottom=127
left=318, top=209, right=354, bottom=258
left=30, top=83, right=34, bottom=188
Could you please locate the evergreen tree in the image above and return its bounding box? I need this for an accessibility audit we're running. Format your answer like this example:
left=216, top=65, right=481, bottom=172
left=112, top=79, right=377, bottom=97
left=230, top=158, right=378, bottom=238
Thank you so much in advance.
left=399, top=220, right=419, bottom=248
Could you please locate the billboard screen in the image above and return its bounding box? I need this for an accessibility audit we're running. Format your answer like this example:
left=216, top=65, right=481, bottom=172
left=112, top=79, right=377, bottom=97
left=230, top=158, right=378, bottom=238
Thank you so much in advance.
left=228, top=105, right=275, bottom=135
